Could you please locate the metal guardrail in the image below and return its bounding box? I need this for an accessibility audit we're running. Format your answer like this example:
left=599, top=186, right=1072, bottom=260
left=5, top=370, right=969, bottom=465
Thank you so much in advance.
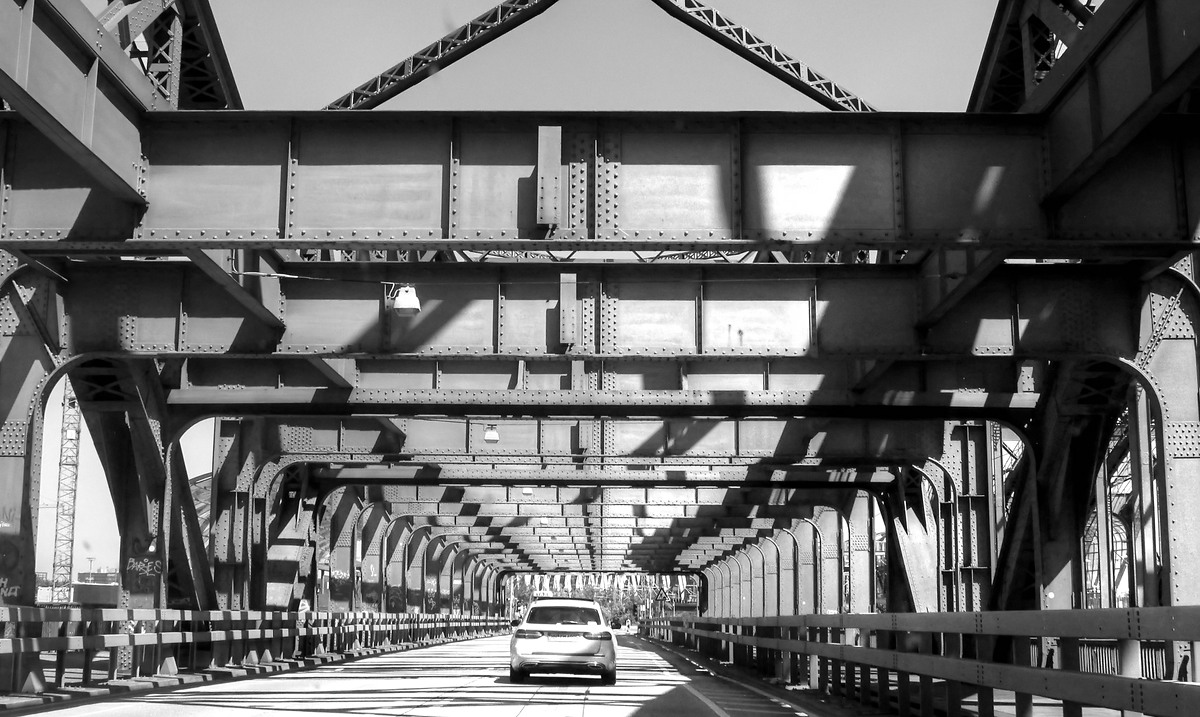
left=643, top=608, right=1200, bottom=717
left=0, top=608, right=509, bottom=695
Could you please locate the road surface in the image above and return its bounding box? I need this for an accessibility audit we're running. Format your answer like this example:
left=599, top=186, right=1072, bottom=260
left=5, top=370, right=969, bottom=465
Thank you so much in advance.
left=43, top=634, right=820, bottom=716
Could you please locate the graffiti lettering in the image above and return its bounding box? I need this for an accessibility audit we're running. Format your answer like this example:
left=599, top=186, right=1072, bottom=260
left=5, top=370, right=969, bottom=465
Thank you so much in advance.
left=0, top=507, right=18, bottom=529
left=330, top=570, right=350, bottom=582
left=0, top=577, right=20, bottom=599
left=126, top=557, right=162, bottom=577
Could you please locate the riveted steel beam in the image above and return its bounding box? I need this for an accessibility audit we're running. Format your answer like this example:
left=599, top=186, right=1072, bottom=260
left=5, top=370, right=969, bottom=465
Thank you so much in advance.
left=0, top=0, right=157, bottom=205
left=202, top=417, right=948, bottom=470
left=308, top=464, right=895, bottom=487
left=57, top=262, right=1137, bottom=364
left=1027, top=0, right=1200, bottom=207
left=1, top=112, right=1194, bottom=255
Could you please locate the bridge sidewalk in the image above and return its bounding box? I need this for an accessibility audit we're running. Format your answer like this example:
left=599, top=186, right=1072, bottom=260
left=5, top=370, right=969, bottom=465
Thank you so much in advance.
left=640, top=636, right=1127, bottom=717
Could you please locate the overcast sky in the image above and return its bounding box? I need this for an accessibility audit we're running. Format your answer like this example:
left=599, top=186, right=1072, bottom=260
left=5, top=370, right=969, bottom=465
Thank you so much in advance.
left=208, top=0, right=999, bottom=112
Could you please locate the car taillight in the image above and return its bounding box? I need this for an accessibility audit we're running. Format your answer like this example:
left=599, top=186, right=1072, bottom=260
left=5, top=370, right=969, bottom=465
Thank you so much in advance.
left=515, top=629, right=543, bottom=639
left=583, top=631, right=612, bottom=641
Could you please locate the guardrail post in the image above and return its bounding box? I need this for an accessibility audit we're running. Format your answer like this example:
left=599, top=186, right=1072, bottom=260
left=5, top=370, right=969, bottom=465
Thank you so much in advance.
left=830, top=626, right=844, bottom=698
left=53, top=616, right=70, bottom=686
left=1058, top=637, right=1082, bottom=717
left=945, top=677, right=962, bottom=717
left=859, top=656, right=871, bottom=706
left=811, top=626, right=826, bottom=692
left=877, top=664, right=891, bottom=712
left=1118, top=638, right=1143, bottom=717
left=156, top=614, right=179, bottom=676
left=918, top=631, right=934, bottom=717
left=897, top=658, right=912, bottom=717
left=1012, top=636, right=1032, bottom=717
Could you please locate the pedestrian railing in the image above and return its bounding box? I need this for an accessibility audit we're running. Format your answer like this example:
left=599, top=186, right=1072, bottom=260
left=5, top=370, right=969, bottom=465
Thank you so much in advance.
left=643, top=607, right=1200, bottom=717
left=0, top=608, right=509, bottom=695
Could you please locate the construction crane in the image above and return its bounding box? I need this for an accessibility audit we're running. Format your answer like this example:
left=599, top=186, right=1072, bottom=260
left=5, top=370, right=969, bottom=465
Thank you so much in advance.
left=50, top=382, right=80, bottom=605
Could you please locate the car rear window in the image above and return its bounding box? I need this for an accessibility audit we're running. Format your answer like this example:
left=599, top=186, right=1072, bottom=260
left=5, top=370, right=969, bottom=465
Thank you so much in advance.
left=526, top=606, right=602, bottom=625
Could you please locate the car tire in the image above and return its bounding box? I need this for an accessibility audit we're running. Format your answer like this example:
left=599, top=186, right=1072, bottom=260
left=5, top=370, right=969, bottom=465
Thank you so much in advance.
left=601, top=669, right=617, bottom=685
left=509, top=667, right=526, bottom=683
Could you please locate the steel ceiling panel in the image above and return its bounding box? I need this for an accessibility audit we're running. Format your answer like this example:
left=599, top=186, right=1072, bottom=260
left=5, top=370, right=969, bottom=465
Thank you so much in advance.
left=388, top=281, right=496, bottom=353
left=280, top=277, right=380, bottom=353
left=292, top=121, right=447, bottom=233
left=905, top=131, right=1043, bottom=238
left=457, top=128, right=537, bottom=238
left=1094, top=14, right=1153, bottom=138
left=499, top=280, right=558, bottom=353
left=702, top=279, right=811, bottom=355
left=3, top=124, right=135, bottom=237
left=815, top=276, right=917, bottom=354
left=611, top=275, right=699, bottom=353
left=1056, top=134, right=1182, bottom=238
left=744, top=131, right=893, bottom=236
left=619, top=132, right=732, bottom=233
left=1159, top=1, right=1200, bottom=74
left=142, top=121, right=287, bottom=230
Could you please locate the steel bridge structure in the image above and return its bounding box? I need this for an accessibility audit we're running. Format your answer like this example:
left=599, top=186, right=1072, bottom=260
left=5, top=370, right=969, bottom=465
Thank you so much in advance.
left=0, top=0, right=1198, bottom=713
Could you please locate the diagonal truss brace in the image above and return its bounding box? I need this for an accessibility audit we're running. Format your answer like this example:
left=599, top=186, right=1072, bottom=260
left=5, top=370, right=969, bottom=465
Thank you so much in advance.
left=324, top=0, right=561, bottom=110
left=648, top=0, right=875, bottom=112
left=324, top=0, right=875, bottom=113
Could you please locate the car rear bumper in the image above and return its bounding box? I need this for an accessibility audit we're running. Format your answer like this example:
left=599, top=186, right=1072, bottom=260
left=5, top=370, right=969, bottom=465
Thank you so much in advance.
left=512, top=655, right=615, bottom=674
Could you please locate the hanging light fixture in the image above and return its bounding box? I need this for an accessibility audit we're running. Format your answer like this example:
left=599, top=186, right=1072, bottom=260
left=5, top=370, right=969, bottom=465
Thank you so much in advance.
left=483, top=424, right=500, bottom=443
left=384, top=283, right=421, bottom=316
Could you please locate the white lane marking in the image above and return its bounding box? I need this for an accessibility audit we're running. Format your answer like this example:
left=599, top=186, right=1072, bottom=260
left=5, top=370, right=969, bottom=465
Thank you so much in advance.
left=686, top=684, right=734, bottom=717
left=76, top=707, right=124, bottom=716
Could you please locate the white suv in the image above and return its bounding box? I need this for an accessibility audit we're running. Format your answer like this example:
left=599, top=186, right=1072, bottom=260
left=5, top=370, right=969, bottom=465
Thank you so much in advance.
left=508, top=597, right=620, bottom=684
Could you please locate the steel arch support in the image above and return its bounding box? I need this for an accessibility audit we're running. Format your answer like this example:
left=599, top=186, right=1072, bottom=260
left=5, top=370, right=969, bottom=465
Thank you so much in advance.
left=355, top=501, right=391, bottom=611
left=314, top=486, right=360, bottom=611
left=210, top=418, right=265, bottom=610
left=0, top=262, right=55, bottom=692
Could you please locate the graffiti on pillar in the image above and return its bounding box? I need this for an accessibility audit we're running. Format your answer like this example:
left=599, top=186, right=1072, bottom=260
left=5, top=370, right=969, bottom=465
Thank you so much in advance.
left=0, top=536, right=22, bottom=601
left=385, top=586, right=405, bottom=613
left=425, top=577, right=438, bottom=613
left=125, top=554, right=162, bottom=594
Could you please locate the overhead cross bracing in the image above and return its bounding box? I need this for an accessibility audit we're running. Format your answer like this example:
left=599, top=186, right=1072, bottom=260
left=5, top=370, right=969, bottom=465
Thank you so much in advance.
left=324, top=0, right=874, bottom=112
left=2, top=0, right=1200, bottom=711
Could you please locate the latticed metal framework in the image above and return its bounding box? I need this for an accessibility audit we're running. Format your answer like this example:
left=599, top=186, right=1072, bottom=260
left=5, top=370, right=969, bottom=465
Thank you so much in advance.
left=325, top=0, right=873, bottom=112
left=650, top=0, right=875, bottom=111
left=49, top=382, right=79, bottom=605
left=325, top=0, right=560, bottom=110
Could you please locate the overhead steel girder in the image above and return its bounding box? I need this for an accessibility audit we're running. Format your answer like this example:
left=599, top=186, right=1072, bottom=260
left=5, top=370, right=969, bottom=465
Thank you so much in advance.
left=1018, top=0, right=1200, bottom=206
left=348, top=485, right=853, bottom=510
left=1, top=112, right=1195, bottom=254
left=212, top=417, right=948, bottom=474
left=377, top=518, right=794, bottom=533
left=0, top=0, right=158, bottom=205
left=309, top=464, right=892, bottom=490
left=56, top=260, right=1137, bottom=369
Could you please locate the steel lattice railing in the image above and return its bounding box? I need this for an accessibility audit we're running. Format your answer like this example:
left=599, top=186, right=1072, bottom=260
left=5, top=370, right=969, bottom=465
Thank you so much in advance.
left=643, top=607, right=1200, bottom=717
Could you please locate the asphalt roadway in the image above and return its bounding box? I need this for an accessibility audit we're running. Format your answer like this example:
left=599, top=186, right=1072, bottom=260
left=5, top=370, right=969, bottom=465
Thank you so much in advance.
left=33, top=634, right=838, bottom=717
